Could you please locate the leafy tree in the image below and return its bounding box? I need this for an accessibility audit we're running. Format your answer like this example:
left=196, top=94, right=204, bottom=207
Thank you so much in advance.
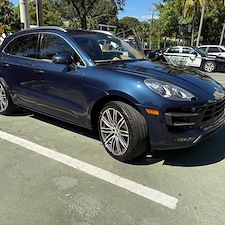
left=154, top=0, right=225, bottom=46
left=154, top=0, right=184, bottom=42
left=184, top=0, right=216, bottom=46
left=30, top=0, right=64, bottom=26
left=0, top=0, right=19, bottom=33
left=66, top=0, right=125, bottom=29
left=14, top=0, right=64, bottom=26
left=202, top=0, right=225, bottom=44
left=67, top=0, right=119, bottom=30
left=117, top=16, right=141, bottom=37
left=89, top=0, right=118, bottom=27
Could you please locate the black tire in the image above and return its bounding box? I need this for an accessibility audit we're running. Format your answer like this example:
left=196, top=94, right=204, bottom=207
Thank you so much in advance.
left=0, top=81, right=18, bottom=115
left=98, top=101, right=149, bottom=162
left=203, top=61, right=216, bottom=72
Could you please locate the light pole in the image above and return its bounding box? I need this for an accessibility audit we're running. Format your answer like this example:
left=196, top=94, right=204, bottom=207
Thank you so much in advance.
left=36, top=0, right=44, bottom=26
left=19, top=0, right=30, bottom=29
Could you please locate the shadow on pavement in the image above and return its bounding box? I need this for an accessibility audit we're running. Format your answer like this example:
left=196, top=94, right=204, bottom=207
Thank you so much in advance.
left=10, top=110, right=225, bottom=167
left=132, top=126, right=225, bottom=167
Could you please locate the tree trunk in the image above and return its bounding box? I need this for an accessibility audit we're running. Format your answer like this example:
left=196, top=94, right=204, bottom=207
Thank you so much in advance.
left=196, top=0, right=205, bottom=47
left=219, top=22, right=225, bottom=45
left=191, top=20, right=195, bottom=46
left=80, top=14, right=87, bottom=30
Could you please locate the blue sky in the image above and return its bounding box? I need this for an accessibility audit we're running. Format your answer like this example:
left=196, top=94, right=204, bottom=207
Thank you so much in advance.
left=118, top=0, right=160, bottom=21
left=11, top=0, right=160, bottom=22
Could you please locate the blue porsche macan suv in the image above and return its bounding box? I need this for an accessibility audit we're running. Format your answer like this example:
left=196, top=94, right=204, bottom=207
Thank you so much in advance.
left=0, top=26, right=224, bottom=161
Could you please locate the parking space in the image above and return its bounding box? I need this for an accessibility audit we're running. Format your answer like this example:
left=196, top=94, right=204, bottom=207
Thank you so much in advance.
left=0, top=73, right=225, bottom=225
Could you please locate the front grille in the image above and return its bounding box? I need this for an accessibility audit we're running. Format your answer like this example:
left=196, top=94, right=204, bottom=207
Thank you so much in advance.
left=202, top=97, right=225, bottom=126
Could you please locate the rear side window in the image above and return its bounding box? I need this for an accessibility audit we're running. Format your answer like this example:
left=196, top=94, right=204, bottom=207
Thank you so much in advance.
left=208, top=47, right=219, bottom=53
left=4, top=34, right=38, bottom=58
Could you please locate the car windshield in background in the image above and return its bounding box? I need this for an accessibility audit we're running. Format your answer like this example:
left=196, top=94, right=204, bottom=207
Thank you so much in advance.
left=70, top=32, right=146, bottom=63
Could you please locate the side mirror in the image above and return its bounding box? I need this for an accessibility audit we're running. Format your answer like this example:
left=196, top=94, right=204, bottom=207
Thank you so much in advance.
left=146, top=51, right=156, bottom=60
left=52, top=53, right=74, bottom=65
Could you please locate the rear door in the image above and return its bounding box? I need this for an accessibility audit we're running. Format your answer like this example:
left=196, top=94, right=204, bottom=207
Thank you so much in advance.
left=1, top=33, right=39, bottom=108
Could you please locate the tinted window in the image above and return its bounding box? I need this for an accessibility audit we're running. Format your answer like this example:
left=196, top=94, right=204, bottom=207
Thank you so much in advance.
left=4, top=34, right=38, bottom=58
left=199, top=47, right=206, bottom=52
left=167, top=47, right=179, bottom=53
left=40, top=33, right=83, bottom=65
left=182, top=48, right=195, bottom=54
left=208, top=47, right=219, bottom=53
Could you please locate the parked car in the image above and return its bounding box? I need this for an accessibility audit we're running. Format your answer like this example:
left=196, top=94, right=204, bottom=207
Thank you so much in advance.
left=0, top=27, right=225, bottom=161
left=158, top=46, right=225, bottom=72
left=198, top=45, right=225, bottom=57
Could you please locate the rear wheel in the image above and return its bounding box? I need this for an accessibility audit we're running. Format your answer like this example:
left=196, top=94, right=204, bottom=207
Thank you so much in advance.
left=98, top=101, right=149, bottom=161
left=0, top=81, right=18, bottom=115
left=203, top=61, right=216, bottom=72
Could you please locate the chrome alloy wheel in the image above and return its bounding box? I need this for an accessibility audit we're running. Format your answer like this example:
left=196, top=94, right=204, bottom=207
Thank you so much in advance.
left=99, top=107, right=129, bottom=156
left=0, top=83, right=8, bottom=113
left=204, top=61, right=216, bottom=72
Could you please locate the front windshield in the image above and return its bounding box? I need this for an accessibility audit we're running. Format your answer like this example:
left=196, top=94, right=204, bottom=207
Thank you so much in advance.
left=71, top=32, right=146, bottom=63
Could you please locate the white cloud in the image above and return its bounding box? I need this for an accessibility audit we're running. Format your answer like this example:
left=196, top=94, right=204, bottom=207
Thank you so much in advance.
left=132, top=14, right=159, bottom=21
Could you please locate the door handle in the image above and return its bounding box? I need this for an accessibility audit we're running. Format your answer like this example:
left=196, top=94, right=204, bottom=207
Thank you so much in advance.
left=34, top=69, right=45, bottom=74
left=1, top=63, right=9, bottom=67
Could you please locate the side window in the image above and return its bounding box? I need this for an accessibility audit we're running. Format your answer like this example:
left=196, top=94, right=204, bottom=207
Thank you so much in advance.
left=4, top=34, right=38, bottom=58
left=167, top=47, right=179, bottom=53
left=219, top=47, right=225, bottom=52
left=40, top=33, right=84, bottom=65
left=182, top=48, right=193, bottom=54
left=199, top=47, right=206, bottom=52
left=208, top=47, right=219, bottom=53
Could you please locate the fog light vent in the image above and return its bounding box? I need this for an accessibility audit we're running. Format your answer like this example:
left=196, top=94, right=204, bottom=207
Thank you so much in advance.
left=174, top=136, right=196, bottom=142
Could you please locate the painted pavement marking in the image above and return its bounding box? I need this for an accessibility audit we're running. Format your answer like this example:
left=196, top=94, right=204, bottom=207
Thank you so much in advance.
left=0, top=130, right=178, bottom=209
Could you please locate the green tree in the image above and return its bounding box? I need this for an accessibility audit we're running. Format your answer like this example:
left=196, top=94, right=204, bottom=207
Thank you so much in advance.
left=30, top=0, right=64, bottom=26
left=67, top=0, right=125, bottom=29
left=184, top=0, right=217, bottom=46
left=154, top=0, right=184, bottom=41
left=117, top=16, right=141, bottom=38
left=0, top=0, right=19, bottom=33
left=14, top=0, right=64, bottom=26
left=89, top=0, right=118, bottom=27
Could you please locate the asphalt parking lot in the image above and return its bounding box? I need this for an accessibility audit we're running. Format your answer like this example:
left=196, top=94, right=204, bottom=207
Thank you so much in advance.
left=0, top=72, right=225, bottom=225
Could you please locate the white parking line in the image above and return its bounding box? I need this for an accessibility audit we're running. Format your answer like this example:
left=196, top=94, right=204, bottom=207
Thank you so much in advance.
left=0, top=130, right=178, bottom=209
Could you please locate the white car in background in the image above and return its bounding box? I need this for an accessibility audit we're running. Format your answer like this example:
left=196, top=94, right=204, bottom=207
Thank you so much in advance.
left=160, top=46, right=225, bottom=72
left=198, top=45, right=225, bottom=57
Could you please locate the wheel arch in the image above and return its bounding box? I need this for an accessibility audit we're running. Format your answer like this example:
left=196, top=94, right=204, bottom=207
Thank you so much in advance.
left=90, top=94, right=142, bottom=130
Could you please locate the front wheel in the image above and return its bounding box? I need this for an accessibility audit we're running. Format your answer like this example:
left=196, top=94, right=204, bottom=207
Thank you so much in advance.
left=0, top=81, right=18, bottom=115
left=203, top=61, right=216, bottom=72
left=98, top=101, right=149, bottom=161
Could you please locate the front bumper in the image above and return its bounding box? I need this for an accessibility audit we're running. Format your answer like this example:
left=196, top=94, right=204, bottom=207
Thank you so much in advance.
left=140, top=97, right=225, bottom=150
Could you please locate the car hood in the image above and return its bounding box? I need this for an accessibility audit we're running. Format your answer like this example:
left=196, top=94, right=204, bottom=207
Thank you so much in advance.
left=99, top=60, right=225, bottom=100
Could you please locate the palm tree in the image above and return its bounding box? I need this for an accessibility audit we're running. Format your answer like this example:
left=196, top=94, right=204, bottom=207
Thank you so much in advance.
left=196, top=0, right=206, bottom=46
left=219, top=0, right=225, bottom=45
left=184, top=0, right=214, bottom=46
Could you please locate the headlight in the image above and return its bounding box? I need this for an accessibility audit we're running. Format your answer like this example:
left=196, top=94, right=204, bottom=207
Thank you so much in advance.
left=144, top=79, right=196, bottom=101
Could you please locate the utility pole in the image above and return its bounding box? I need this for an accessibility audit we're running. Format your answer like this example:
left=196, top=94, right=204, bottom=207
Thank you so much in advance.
left=36, top=0, right=44, bottom=26
left=196, top=0, right=205, bottom=47
left=19, top=0, right=30, bottom=29
left=149, top=9, right=154, bottom=50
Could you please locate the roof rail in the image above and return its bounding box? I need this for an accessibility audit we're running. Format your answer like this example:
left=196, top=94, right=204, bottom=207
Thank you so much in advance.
left=22, top=26, right=67, bottom=32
